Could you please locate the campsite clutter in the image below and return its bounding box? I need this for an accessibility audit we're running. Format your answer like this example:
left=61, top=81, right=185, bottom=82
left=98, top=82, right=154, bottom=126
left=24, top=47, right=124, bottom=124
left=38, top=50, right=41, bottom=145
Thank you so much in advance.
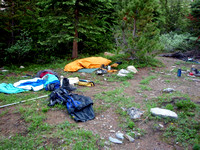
left=0, top=56, right=138, bottom=122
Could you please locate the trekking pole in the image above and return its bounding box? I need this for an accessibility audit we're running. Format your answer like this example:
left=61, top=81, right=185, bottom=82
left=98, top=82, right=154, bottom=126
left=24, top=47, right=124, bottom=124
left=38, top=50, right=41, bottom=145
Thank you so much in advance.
left=0, top=95, right=48, bottom=109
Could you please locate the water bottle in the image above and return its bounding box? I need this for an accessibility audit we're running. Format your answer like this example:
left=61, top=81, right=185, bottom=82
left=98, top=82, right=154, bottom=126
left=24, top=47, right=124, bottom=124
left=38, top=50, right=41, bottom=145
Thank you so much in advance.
left=177, top=68, right=181, bottom=77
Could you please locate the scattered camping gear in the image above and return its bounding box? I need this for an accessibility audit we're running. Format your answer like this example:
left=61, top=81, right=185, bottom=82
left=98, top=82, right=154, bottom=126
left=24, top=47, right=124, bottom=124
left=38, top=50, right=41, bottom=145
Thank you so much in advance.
left=78, top=79, right=95, bottom=87
left=48, top=88, right=95, bottom=122
left=62, top=78, right=77, bottom=92
left=43, top=74, right=60, bottom=91
left=107, top=69, right=118, bottom=73
left=96, top=68, right=107, bottom=75
left=77, top=68, right=99, bottom=73
left=60, top=75, right=64, bottom=87
left=0, top=95, right=48, bottom=108
left=127, top=66, right=138, bottom=73
left=110, top=62, right=122, bottom=68
left=0, top=83, right=28, bottom=94
left=13, top=78, right=46, bottom=91
left=35, top=69, right=59, bottom=78
left=159, top=51, right=200, bottom=63
left=189, top=66, right=200, bottom=77
left=64, top=57, right=111, bottom=72
left=68, top=77, right=79, bottom=85
left=177, top=68, right=182, bottom=77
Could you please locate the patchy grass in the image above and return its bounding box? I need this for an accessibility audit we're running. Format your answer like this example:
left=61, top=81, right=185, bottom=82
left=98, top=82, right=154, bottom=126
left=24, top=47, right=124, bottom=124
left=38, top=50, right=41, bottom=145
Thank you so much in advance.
left=140, top=75, right=157, bottom=85
left=144, top=91, right=200, bottom=148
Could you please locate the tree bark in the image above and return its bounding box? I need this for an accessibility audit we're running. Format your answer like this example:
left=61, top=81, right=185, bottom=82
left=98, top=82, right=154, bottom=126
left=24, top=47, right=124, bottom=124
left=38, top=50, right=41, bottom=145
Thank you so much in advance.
left=132, top=17, right=136, bottom=38
left=72, top=28, right=78, bottom=58
left=72, top=1, right=79, bottom=59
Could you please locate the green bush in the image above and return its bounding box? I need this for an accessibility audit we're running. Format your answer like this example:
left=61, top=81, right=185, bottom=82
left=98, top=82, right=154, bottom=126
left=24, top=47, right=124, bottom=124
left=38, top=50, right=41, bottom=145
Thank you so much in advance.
left=5, top=31, right=33, bottom=64
left=175, top=100, right=196, bottom=111
left=159, top=32, right=194, bottom=52
left=165, top=104, right=174, bottom=111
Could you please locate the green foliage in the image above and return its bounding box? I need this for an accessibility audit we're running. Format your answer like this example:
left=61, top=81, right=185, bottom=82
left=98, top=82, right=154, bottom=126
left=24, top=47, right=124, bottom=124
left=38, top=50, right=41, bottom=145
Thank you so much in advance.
left=165, top=104, right=174, bottom=111
left=114, top=0, right=162, bottom=61
left=0, top=0, right=39, bottom=65
left=189, top=0, right=200, bottom=37
left=128, top=120, right=135, bottom=129
left=5, top=31, right=33, bottom=64
left=193, top=144, right=200, bottom=150
left=175, top=100, right=196, bottom=111
left=159, top=0, right=191, bottom=33
left=37, top=0, right=116, bottom=57
left=159, top=32, right=194, bottom=52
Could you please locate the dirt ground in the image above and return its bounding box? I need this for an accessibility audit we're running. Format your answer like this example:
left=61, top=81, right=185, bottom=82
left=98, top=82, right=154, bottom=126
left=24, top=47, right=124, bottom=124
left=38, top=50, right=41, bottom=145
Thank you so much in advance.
left=0, top=57, right=200, bottom=150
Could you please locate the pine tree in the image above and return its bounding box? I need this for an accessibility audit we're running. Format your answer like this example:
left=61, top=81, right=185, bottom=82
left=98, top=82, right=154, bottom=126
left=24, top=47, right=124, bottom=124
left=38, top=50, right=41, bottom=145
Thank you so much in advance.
left=159, top=0, right=191, bottom=33
left=37, top=0, right=116, bottom=58
left=189, top=0, right=200, bottom=37
left=0, top=0, right=38, bottom=64
left=114, top=0, right=162, bottom=61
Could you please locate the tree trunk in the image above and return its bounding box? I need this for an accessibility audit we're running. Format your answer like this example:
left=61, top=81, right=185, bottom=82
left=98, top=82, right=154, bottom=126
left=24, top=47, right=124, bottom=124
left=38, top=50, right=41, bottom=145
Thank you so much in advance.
left=132, top=17, right=136, bottom=38
left=72, top=1, right=79, bottom=59
left=72, top=28, right=78, bottom=58
left=11, top=2, right=15, bottom=45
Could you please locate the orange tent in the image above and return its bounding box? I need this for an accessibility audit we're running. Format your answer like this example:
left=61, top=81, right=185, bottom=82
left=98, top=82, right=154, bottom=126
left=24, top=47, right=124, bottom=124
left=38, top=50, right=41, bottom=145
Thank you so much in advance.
left=64, top=57, right=112, bottom=72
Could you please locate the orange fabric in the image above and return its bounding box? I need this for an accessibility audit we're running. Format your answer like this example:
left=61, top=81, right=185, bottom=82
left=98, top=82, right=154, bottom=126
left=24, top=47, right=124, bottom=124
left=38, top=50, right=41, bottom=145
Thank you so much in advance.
left=107, top=69, right=118, bottom=73
left=64, top=57, right=112, bottom=72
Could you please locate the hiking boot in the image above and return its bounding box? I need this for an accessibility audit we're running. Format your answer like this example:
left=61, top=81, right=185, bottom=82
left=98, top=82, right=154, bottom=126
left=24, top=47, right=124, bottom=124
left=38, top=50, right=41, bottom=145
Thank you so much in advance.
left=62, top=78, right=77, bottom=92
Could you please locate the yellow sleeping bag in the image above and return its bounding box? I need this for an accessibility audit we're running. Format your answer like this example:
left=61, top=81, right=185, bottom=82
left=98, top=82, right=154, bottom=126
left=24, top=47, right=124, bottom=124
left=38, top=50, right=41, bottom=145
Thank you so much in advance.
left=64, top=57, right=112, bottom=72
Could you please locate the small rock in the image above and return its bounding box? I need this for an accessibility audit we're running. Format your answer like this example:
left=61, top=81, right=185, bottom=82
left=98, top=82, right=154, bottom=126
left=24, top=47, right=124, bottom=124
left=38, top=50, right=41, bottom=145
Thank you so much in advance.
left=117, top=69, right=130, bottom=77
left=159, top=124, right=164, bottom=128
left=119, top=69, right=130, bottom=74
left=133, top=132, right=141, bottom=139
left=124, top=134, right=135, bottom=142
left=104, top=52, right=115, bottom=56
left=116, top=132, right=124, bottom=140
left=150, top=107, right=178, bottom=119
left=110, top=130, right=115, bottom=133
left=100, top=137, right=105, bottom=140
left=117, top=72, right=127, bottom=77
left=163, top=88, right=175, bottom=93
left=104, top=141, right=110, bottom=146
left=104, top=146, right=110, bottom=150
left=80, top=72, right=86, bottom=76
left=2, top=70, right=8, bottom=72
left=127, top=107, right=144, bottom=119
left=121, top=107, right=127, bottom=111
left=109, top=137, right=122, bottom=144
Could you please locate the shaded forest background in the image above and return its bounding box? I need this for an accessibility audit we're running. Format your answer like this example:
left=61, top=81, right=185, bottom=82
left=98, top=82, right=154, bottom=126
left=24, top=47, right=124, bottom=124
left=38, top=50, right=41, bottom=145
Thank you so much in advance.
left=0, top=0, right=199, bottom=65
